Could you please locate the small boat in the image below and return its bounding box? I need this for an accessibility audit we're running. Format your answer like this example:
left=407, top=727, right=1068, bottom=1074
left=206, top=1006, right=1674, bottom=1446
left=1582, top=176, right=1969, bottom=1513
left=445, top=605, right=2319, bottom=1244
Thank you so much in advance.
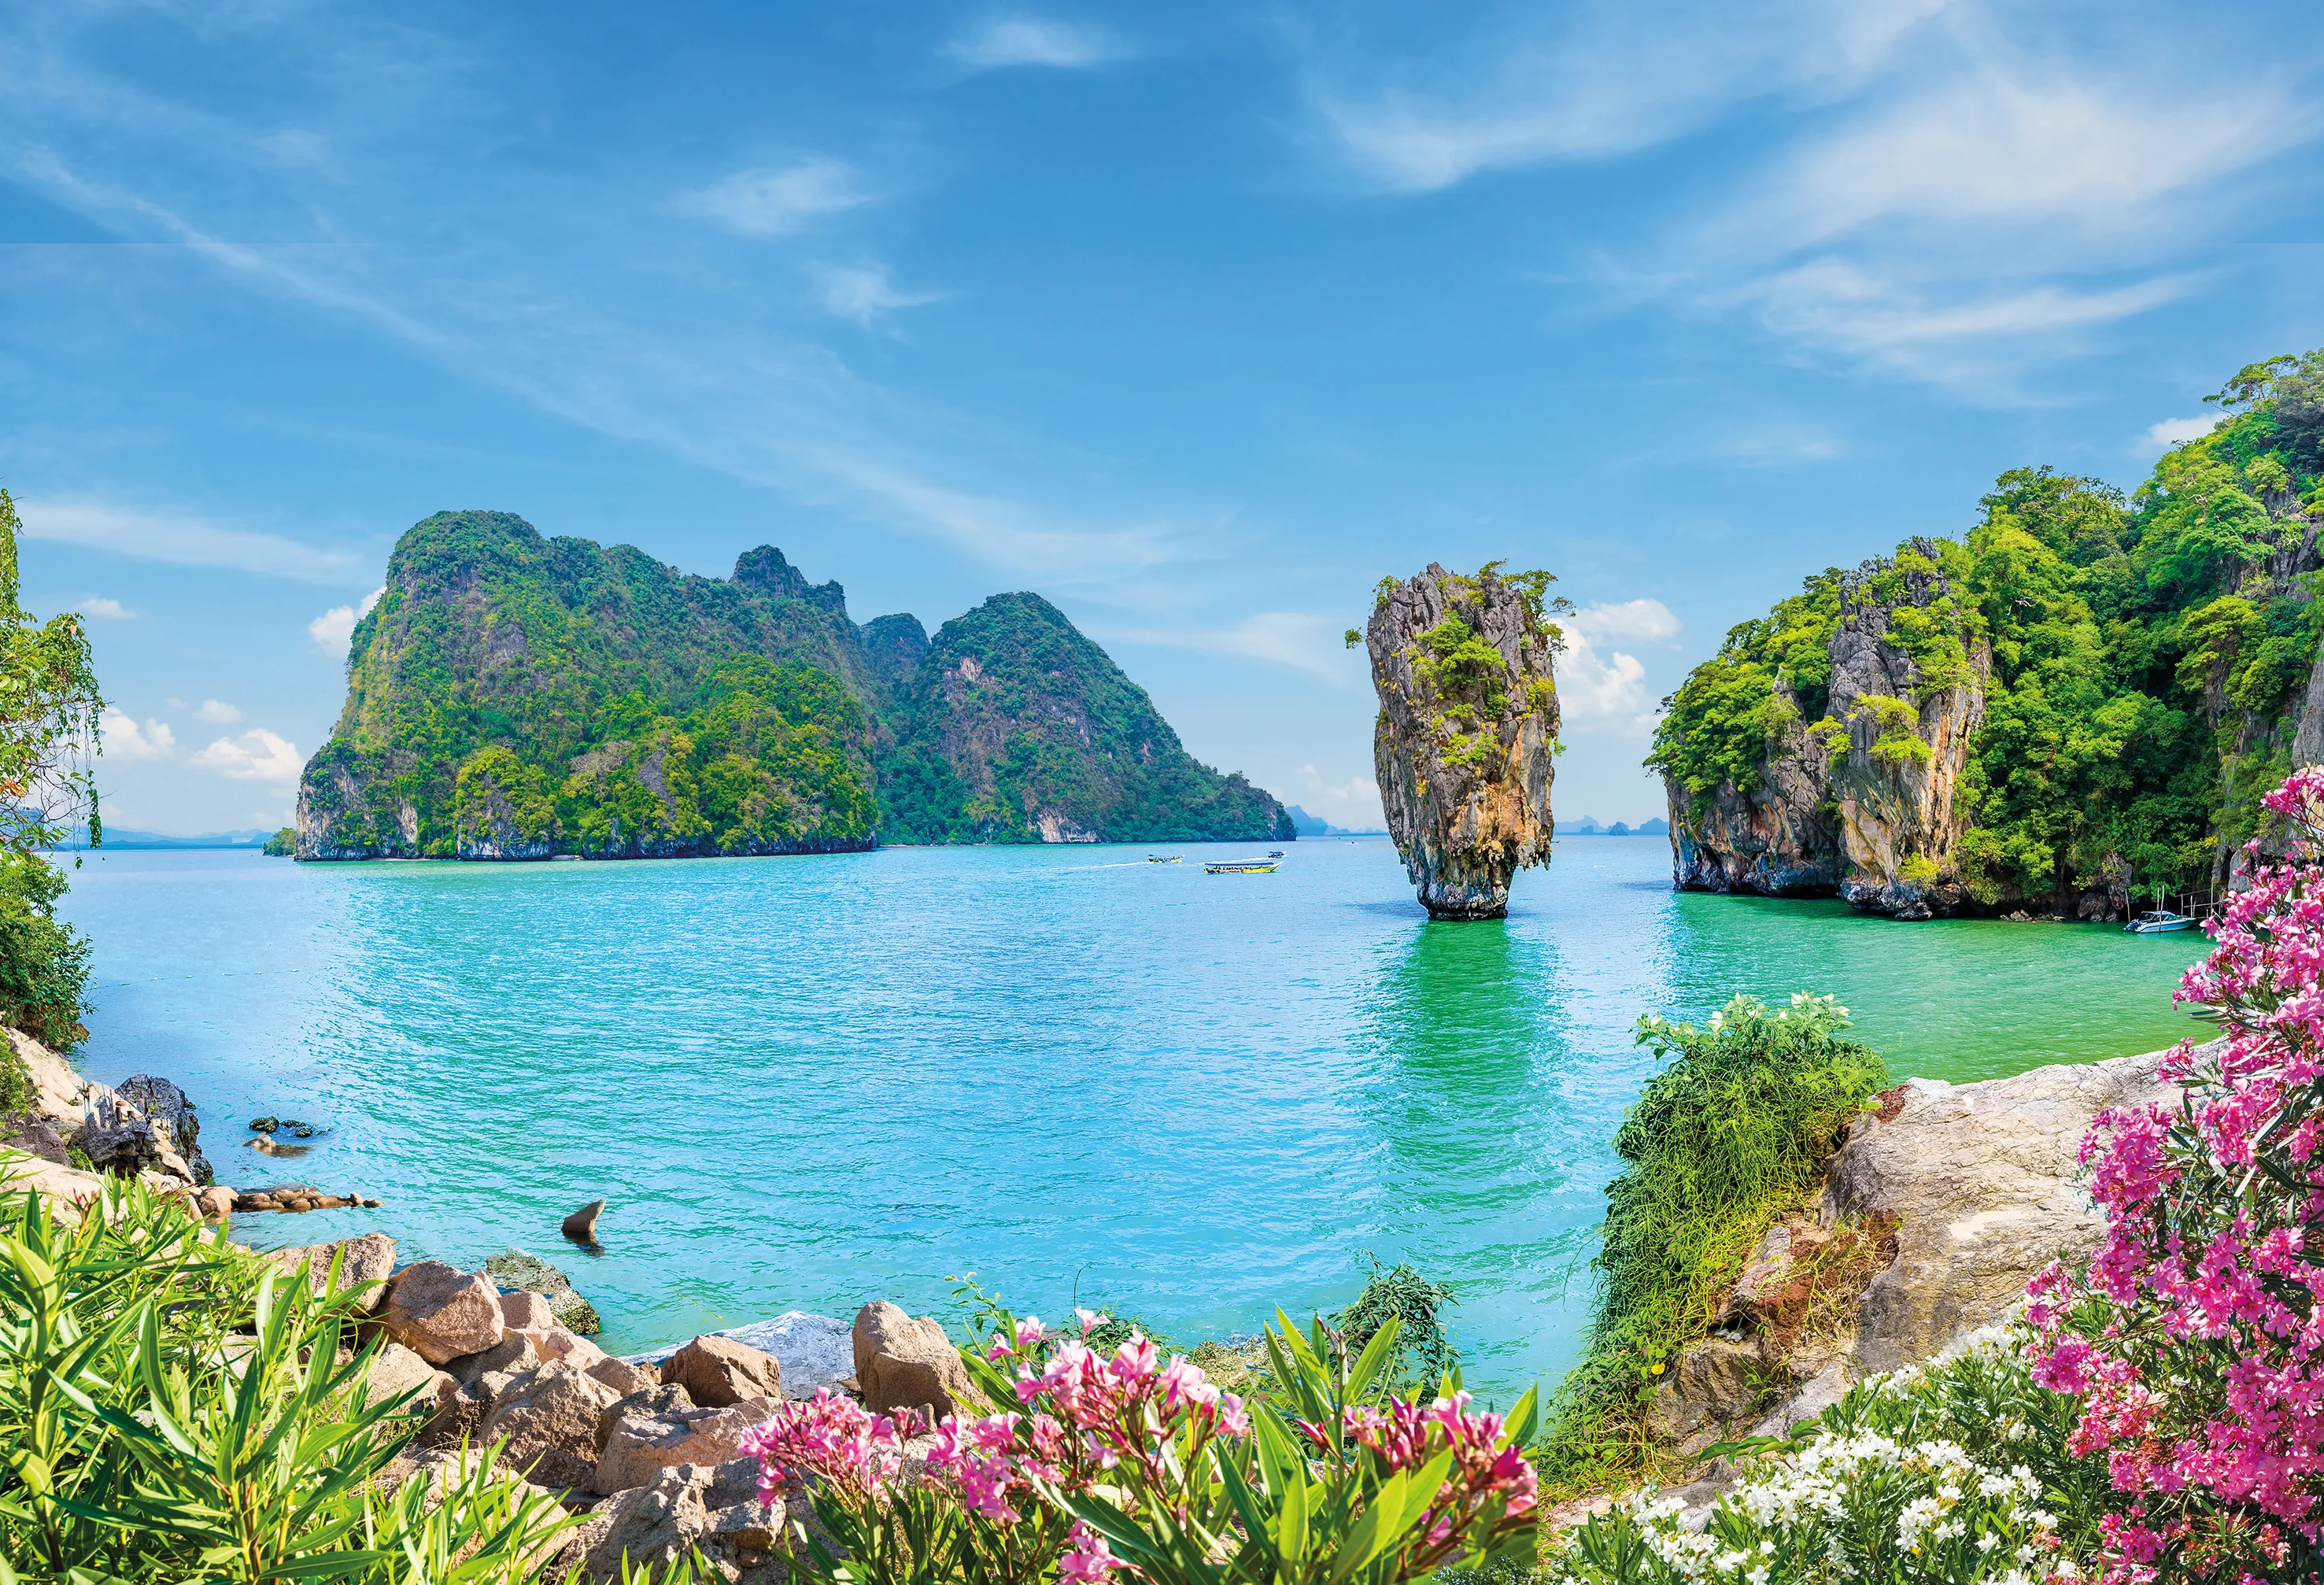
left=1147, top=855, right=1181, bottom=863
left=2124, top=910, right=2195, bottom=934
left=1267, top=850, right=1285, bottom=858
left=1205, top=859, right=1280, bottom=874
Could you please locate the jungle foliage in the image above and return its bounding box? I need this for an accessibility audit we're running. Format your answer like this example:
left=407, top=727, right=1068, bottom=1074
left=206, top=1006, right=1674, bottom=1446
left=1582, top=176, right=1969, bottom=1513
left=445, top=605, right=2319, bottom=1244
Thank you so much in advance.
left=1646, top=349, right=2324, bottom=904
left=309, top=514, right=1290, bottom=855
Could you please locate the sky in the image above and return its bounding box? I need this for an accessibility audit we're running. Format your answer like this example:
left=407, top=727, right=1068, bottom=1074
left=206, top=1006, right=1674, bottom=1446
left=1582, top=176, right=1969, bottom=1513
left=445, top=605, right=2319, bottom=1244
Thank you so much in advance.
left=2, top=1, right=2321, bottom=835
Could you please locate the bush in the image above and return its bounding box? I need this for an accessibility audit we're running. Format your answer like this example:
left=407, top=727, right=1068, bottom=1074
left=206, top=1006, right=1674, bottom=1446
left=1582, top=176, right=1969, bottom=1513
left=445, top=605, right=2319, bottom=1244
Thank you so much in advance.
left=1554, top=1320, right=2108, bottom=1584
left=1537, top=995, right=1886, bottom=1495
left=0, top=852, right=91, bottom=1049
left=0, top=1174, right=576, bottom=1582
left=2019, top=765, right=2324, bottom=1582
left=749, top=1303, right=1540, bottom=1585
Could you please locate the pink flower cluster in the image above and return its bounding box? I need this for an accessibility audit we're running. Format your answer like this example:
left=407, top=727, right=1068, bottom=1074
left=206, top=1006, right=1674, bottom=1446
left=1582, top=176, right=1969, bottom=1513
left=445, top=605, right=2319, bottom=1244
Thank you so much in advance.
left=1300, top=1390, right=1539, bottom=1548
left=736, top=1389, right=919, bottom=1506
left=1008, top=1332, right=1251, bottom=1476
left=2023, top=767, right=2324, bottom=1584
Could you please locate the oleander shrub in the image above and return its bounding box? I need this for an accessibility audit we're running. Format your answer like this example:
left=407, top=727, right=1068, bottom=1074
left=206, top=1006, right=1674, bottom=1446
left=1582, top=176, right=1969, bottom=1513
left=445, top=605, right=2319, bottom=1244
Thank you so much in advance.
left=749, top=1304, right=1541, bottom=1585
left=1536, top=995, right=1886, bottom=1496
left=0, top=1173, right=578, bottom=1583
left=2019, top=765, right=2324, bottom=1583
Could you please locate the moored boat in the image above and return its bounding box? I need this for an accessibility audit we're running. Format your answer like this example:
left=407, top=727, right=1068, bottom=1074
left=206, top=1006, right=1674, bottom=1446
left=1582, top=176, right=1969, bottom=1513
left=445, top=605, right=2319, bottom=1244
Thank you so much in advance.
left=1204, top=859, right=1280, bottom=874
left=2124, top=910, right=2194, bottom=934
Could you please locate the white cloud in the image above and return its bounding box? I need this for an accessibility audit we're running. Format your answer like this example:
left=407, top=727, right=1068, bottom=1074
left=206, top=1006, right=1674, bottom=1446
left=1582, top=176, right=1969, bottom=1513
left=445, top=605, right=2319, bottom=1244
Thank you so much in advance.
left=1095, top=611, right=1350, bottom=680
left=17, top=499, right=359, bottom=582
left=947, top=17, right=1127, bottom=70
left=193, top=698, right=242, bottom=723
left=674, top=160, right=870, bottom=238
left=190, top=729, right=302, bottom=782
left=811, top=263, right=940, bottom=326
left=1548, top=623, right=1657, bottom=734
left=2139, top=414, right=2222, bottom=453
left=1563, top=598, right=1679, bottom=644
left=76, top=597, right=133, bottom=619
left=309, top=586, right=383, bottom=652
left=1295, top=763, right=1384, bottom=830
left=98, top=706, right=173, bottom=760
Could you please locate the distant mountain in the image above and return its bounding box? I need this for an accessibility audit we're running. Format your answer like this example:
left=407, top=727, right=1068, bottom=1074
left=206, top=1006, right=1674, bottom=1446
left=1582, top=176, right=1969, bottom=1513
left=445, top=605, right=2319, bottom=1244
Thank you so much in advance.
left=1639, top=816, right=1669, bottom=835
left=1562, top=815, right=1604, bottom=833
left=1283, top=804, right=1379, bottom=837
left=61, top=827, right=273, bottom=850
left=297, top=511, right=1293, bottom=860
left=1560, top=815, right=1667, bottom=835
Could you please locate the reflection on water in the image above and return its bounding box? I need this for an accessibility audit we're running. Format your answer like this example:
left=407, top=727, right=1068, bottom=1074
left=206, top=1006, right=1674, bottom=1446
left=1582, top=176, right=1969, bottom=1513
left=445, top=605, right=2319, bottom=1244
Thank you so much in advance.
left=56, top=836, right=2208, bottom=1402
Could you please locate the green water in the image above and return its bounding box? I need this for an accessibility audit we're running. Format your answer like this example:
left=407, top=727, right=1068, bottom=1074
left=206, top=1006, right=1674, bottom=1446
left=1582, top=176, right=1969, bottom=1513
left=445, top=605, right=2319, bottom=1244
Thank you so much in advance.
left=58, top=834, right=2206, bottom=1399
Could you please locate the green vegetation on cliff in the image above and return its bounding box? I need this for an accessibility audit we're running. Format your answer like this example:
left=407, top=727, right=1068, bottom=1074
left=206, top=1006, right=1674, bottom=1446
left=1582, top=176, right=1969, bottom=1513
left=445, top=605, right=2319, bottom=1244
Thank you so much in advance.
left=301, top=511, right=1288, bottom=858
left=1649, top=349, right=2324, bottom=904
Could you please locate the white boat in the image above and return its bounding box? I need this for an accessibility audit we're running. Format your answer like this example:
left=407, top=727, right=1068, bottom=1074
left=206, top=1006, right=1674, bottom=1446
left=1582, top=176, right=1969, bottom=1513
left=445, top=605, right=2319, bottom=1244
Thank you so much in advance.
left=2124, top=910, right=2194, bottom=934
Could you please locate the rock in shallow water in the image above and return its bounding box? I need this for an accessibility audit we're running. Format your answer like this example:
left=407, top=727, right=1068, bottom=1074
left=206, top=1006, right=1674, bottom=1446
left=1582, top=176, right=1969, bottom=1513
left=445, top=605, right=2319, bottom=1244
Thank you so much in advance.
left=1363, top=563, right=1559, bottom=920
left=485, top=1248, right=601, bottom=1335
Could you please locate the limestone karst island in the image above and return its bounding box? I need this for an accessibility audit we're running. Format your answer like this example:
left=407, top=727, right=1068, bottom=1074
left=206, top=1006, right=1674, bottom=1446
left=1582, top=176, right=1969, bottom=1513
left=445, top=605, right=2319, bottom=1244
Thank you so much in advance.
left=7, top=8, right=2324, bottom=1583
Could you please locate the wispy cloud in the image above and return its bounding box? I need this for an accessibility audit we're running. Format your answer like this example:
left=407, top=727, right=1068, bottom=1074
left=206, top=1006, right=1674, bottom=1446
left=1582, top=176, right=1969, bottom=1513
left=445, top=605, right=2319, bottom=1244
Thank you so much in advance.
left=75, top=597, right=133, bottom=619
left=99, top=706, right=173, bottom=760
left=811, top=263, right=941, bottom=326
left=17, top=499, right=359, bottom=582
left=1095, top=611, right=1350, bottom=680
left=1564, top=598, right=1679, bottom=644
left=193, top=699, right=242, bottom=723
left=947, top=17, right=1129, bottom=71
left=673, top=160, right=873, bottom=238
left=309, top=586, right=382, bottom=652
left=190, top=729, right=302, bottom=782
left=1550, top=600, right=1678, bottom=734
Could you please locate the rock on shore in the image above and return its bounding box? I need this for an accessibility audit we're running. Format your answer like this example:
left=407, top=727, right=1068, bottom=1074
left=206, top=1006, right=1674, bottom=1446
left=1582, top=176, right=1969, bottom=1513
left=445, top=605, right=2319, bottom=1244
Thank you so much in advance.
left=1648, top=1041, right=2185, bottom=1458
left=1364, top=563, right=1561, bottom=919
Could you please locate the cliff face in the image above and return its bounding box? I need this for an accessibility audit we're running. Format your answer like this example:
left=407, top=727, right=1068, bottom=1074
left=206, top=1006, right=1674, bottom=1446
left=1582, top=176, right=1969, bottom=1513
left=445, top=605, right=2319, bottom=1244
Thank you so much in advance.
left=1365, top=563, right=1560, bottom=919
left=297, top=512, right=1288, bottom=860
left=1657, top=543, right=2006, bottom=920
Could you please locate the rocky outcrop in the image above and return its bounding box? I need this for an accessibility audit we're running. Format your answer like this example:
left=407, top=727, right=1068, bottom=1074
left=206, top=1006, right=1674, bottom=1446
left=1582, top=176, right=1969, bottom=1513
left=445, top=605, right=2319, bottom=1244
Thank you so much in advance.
left=662, top=1335, right=783, bottom=1409
left=482, top=1361, right=626, bottom=1490
left=1664, top=543, right=2005, bottom=920
left=1365, top=563, right=1560, bottom=919
left=486, top=1249, right=601, bottom=1334
left=593, top=1398, right=770, bottom=1497
left=558, top=1458, right=800, bottom=1584
left=1648, top=1042, right=2184, bottom=1457
left=384, top=1261, right=507, bottom=1364
left=265, top=1231, right=397, bottom=1309
left=853, top=1301, right=975, bottom=1422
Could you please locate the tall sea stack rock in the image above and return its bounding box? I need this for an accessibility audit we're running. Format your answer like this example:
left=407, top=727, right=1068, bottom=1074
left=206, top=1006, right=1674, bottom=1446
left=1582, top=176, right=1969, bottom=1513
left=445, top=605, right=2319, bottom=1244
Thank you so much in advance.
left=1365, top=563, right=1561, bottom=919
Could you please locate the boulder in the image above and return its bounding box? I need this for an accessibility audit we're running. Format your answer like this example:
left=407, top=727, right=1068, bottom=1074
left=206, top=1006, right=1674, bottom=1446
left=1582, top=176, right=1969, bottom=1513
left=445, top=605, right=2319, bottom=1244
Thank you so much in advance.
left=232, top=1184, right=378, bottom=1213
left=499, top=1290, right=557, bottom=1332
left=1646, top=1334, right=1778, bottom=1457
left=484, top=1249, right=601, bottom=1335
left=852, top=1302, right=974, bottom=1423
left=444, top=1332, right=541, bottom=1386
left=383, top=1261, right=504, bottom=1365
left=264, top=1232, right=397, bottom=1309
left=589, top=1356, right=659, bottom=1397
left=562, top=1199, right=604, bottom=1243
left=76, top=1088, right=198, bottom=1181
left=1823, top=1043, right=2182, bottom=1376
left=561, top=1458, right=794, bottom=1583
left=593, top=1401, right=771, bottom=1496
left=419, top=1376, right=491, bottom=1450
left=2, top=1114, right=68, bottom=1166
left=530, top=1325, right=610, bottom=1369
left=193, top=1185, right=236, bottom=1223
left=116, top=1075, right=212, bottom=1185
left=360, top=1341, right=448, bottom=1412
left=661, top=1334, right=782, bottom=1409
left=480, top=1361, right=626, bottom=1491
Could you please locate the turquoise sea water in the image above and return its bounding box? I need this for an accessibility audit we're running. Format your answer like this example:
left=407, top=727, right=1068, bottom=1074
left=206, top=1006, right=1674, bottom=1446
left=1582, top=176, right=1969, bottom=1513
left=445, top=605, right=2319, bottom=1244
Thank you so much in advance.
left=57, top=835, right=2209, bottom=1402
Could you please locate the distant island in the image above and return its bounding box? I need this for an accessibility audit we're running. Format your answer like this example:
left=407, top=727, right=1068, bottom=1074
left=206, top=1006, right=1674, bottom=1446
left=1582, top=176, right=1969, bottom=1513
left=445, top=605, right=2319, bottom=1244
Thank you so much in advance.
left=1281, top=804, right=1380, bottom=837
left=1561, top=815, right=1669, bottom=836
left=1650, top=347, right=2324, bottom=920
left=296, top=512, right=1294, bottom=860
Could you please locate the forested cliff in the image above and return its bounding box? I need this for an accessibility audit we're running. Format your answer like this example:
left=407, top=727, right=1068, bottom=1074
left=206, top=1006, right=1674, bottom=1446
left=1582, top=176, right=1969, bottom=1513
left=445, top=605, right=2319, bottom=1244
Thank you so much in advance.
left=297, top=512, right=1292, bottom=859
left=1649, top=349, right=2324, bottom=918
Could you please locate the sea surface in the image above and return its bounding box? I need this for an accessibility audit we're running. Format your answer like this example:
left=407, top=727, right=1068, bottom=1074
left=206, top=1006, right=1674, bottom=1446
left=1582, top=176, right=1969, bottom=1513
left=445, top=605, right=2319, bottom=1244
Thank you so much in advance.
left=57, top=835, right=2210, bottom=1402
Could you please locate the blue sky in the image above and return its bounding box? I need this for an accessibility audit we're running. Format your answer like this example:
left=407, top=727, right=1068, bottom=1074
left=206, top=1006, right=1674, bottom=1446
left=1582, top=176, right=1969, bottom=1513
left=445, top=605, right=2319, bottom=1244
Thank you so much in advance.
left=3, top=1, right=2321, bottom=835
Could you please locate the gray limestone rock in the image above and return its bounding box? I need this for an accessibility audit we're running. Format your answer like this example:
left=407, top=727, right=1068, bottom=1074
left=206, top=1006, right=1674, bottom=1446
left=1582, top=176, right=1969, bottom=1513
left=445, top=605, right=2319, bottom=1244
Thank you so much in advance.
left=1364, top=563, right=1559, bottom=919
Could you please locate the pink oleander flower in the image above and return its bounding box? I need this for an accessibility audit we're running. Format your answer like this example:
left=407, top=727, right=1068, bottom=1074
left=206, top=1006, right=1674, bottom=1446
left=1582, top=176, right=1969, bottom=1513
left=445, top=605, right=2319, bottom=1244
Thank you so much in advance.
left=1058, top=1520, right=1121, bottom=1584
left=2027, top=767, right=2324, bottom=1582
left=739, top=1391, right=914, bottom=1506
